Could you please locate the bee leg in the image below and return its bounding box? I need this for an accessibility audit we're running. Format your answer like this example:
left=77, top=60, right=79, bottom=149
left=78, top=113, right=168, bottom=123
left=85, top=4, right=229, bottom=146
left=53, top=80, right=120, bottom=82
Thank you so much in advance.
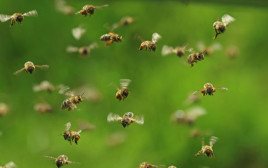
left=195, top=150, right=202, bottom=157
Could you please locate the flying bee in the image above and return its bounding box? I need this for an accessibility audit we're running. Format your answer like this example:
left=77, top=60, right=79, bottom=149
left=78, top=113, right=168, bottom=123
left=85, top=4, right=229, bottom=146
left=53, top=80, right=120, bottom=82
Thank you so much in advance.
left=162, top=44, right=192, bottom=57
left=195, top=136, right=218, bottom=158
left=112, top=16, right=135, bottom=30
left=193, top=83, right=228, bottom=96
left=55, top=0, right=74, bottom=15
left=62, top=122, right=82, bottom=144
left=187, top=51, right=204, bottom=67
left=226, top=45, right=240, bottom=59
left=66, top=43, right=98, bottom=57
left=139, top=162, right=162, bottom=168
left=0, top=103, right=9, bottom=117
left=0, top=161, right=16, bottom=168
left=13, top=61, right=49, bottom=75
left=0, top=10, right=37, bottom=26
left=45, top=155, right=77, bottom=168
left=76, top=4, right=108, bottom=17
left=197, top=42, right=221, bottom=56
left=107, top=112, right=144, bottom=128
left=72, top=26, right=86, bottom=40
left=213, top=14, right=235, bottom=39
left=33, top=80, right=55, bottom=93
left=34, top=102, right=53, bottom=114
left=100, top=32, right=122, bottom=46
left=58, top=85, right=83, bottom=111
left=172, top=107, right=206, bottom=126
left=139, top=33, right=161, bottom=51
left=114, top=79, right=131, bottom=101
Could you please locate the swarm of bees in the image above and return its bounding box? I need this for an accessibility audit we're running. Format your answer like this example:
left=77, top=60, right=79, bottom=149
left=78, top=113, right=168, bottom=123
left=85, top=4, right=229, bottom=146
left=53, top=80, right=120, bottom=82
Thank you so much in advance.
left=213, top=14, right=235, bottom=39
left=193, top=83, right=228, bottom=96
left=45, top=155, right=76, bottom=168
left=62, top=122, right=82, bottom=144
left=0, top=103, right=9, bottom=116
left=0, top=161, right=16, bottom=168
left=139, top=33, right=161, bottom=51
left=0, top=10, right=37, bottom=26
left=34, top=102, right=53, bottom=114
left=76, top=4, right=108, bottom=17
left=67, top=43, right=98, bottom=57
left=172, top=107, right=206, bottom=126
left=115, top=79, right=131, bottom=101
left=14, top=61, right=49, bottom=75
left=162, top=44, right=192, bottom=57
left=195, top=136, right=218, bottom=157
left=59, top=86, right=83, bottom=111
left=107, top=112, right=144, bottom=128
left=33, top=80, right=55, bottom=93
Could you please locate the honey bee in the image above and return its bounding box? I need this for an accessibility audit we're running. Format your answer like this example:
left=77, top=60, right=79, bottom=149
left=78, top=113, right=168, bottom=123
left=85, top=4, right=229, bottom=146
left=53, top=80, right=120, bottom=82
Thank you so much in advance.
left=72, top=86, right=101, bottom=103
left=58, top=85, right=83, bottom=111
left=72, top=26, right=86, bottom=40
left=107, top=112, right=144, bottom=128
left=34, top=102, right=53, bottom=114
left=45, top=155, right=76, bottom=168
left=100, top=32, right=122, bottom=46
left=0, top=161, right=16, bottom=168
left=112, top=16, right=135, bottom=30
left=66, top=43, right=98, bottom=57
left=226, top=45, right=240, bottom=59
left=197, top=42, right=221, bottom=56
left=172, top=107, right=206, bottom=126
left=195, top=136, right=218, bottom=157
left=193, top=83, right=228, bottom=96
left=62, top=122, right=82, bottom=144
left=76, top=4, right=108, bottom=17
left=0, top=103, right=9, bottom=117
left=139, top=33, right=161, bottom=51
left=55, top=0, right=74, bottom=15
left=115, top=79, right=131, bottom=101
left=139, top=162, right=161, bottom=168
left=162, top=44, right=192, bottom=57
left=33, top=80, right=55, bottom=93
left=106, top=132, right=126, bottom=147
left=213, top=14, right=235, bottom=39
left=187, top=51, right=204, bottom=67
left=0, top=10, right=37, bottom=26
left=13, top=61, right=49, bottom=75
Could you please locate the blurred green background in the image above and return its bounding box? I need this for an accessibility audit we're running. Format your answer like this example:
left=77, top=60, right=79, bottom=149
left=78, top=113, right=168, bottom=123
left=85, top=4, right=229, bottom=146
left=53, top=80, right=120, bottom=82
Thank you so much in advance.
left=0, top=0, right=268, bottom=168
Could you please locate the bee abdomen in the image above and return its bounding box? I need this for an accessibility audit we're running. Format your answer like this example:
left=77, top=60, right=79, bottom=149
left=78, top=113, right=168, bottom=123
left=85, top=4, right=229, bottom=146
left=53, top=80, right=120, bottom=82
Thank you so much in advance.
left=100, top=34, right=111, bottom=41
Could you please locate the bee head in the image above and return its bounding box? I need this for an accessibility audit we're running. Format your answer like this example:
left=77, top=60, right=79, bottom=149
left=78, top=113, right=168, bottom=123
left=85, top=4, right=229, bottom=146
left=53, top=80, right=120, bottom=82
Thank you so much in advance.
left=26, top=66, right=35, bottom=74
left=150, top=43, right=157, bottom=51
left=78, top=96, right=83, bottom=102
left=117, top=35, right=122, bottom=41
left=79, top=47, right=89, bottom=56
left=56, top=160, right=63, bottom=168
left=15, top=13, right=24, bottom=23
left=204, top=148, right=213, bottom=157
left=63, top=132, right=70, bottom=140
left=176, top=49, right=185, bottom=57
left=197, top=53, right=204, bottom=60
left=122, top=89, right=129, bottom=98
left=86, top=6, right=95, bottom=15
left=121, top=118, right=130, bottom=128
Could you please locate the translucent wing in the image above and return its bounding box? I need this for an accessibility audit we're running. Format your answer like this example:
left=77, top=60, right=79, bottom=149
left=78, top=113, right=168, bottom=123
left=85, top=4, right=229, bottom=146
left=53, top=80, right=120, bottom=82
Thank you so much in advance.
left=215, top=87, right=228, bottom=91
left=72, top=26, right=86, bottom=40
left=23, top=10, right=38, bottom=17
left=65, top=122, right=71, bottom=130
left=173, top=110, right=185, bottom=120
left=44, top=156, right=57, bottom=160
left=152, top=32, right=161, bottom=43
left=66, top=46, right=79, bottom=53
left=76, top=130, right=82, bottom=134
left=192, top=90, right=202, bottom=95
left=209, top=136, right=218, bottom=147
left=107, top=113, right=122, bottom=122
left=187, top=107, right=206, bottom=121
left=197, top=42, right=205, bottom=51
left=58, top=84, right=70, bottom=94
left=75, top=10, right=82, bottom=15
left=134, top=115, right=144, bottom=125
left=95, top=4, right=109, bottom=9
left=211, top=42, right=222, bottom=51
left=120, top=79, right=131, bottom=88
left=0, top=14, right=12, bottom=22
left=221, top=14, right=235, bottom=26
left=13, top=68, right=25, bottom=75
left=88, top=42, right=98, bottom=50
left=35, top=65, right=49, bottom=69
left=78, top=119, right=96, bottom=131
left=5, top=162, right=16, bottom=168
left=161, top=45, right=175, bottom=56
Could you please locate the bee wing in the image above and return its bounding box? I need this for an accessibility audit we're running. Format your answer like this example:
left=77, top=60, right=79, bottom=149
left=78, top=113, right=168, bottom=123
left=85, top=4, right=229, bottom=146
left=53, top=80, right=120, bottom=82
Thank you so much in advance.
left=152, top=32, right=161, bottom=43
left=95, top=4, right=109, bottom=9
left=221, top=14, right=235, bottom=26
left=5, top=161, right=17, bottom=168
left=197, top=42, right=205, bottom=51
left=0, top=14, right=12, bottom=22
left=120, top=79, right=131, bottom=88
left=187, top=107, right=206, bottom=120
left=23, top=10, right=38, bottom=17
left=75, top=10, right=82, bottom=15
left=211, top=43, right=222, bottom=51
left=112, top=22, right=120, bottom=30
left=88, top=42, right=98, bottom=50
left=209, top=136, right=218, bottom=147
left=134, top=115, right=144, bottom=125
left=186, top=48, right=193, bottom=52
left=72, top=26, right=86, bottom=40
left=66, top=46, right=79, bottom=53
left=107, top=113, right=122, bottom=122
left=35, top=65, right=49, bottom=69
left=161, top=45, right=175, bottom=56
left=215, top=87, right=228, bottom=91
left=65, top=122, right=71, bottom=130
left=192, top=90, right=202, bottom=95
left=13, top=68, right=25, bottom=75
left=44, top=156, right=57, bottom=160
left=58, top=84, right=70, bottom=94
left=173, top=110, right=185, bottom=120
left=33, top=84, right=42, bottom=92
left=77, top=130, right=82, bottom=134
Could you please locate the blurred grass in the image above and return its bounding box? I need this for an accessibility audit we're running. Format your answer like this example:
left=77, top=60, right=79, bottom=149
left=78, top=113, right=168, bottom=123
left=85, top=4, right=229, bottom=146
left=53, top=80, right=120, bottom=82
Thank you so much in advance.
left=0, top=0, right=268, bottom=168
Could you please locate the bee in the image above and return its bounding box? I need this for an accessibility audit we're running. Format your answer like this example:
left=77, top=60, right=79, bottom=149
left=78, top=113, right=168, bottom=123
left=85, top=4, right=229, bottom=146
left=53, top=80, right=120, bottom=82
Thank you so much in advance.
left=195, top=136, right=218, bottom=158
left=0, top=103, right=9, bottom=117
left=172, top=107, right=206, bottom=126
left=72, top=86, right=101, bottom=103
left=226, top=45, right=239, bottom=59
left=58, top=85, right=83, bottom=111
left=66, top=43, right=98, bottom=57
left=187, top=51, right=204, bottom=67
left=100, top=32, right=122, bottom=46
left=112, top=16, right=135, bottom=30
left=162, top=44, right=192, bottom=57
left=197, top=42, right=221, bottom=56
left=13, top=61, right=49, bottom=75
left=193, top=83, right=228, bottom=96
left=106, top=132, right=126, bottom=147
left=34, top=102, right=53, bottom=114
left=76, top=4, right=108, bottom=17
left=0, top=10, right=37, bottom=26
left=115, top=79, right=131, bottom=101
left=139, top=33, right=161, bottom=51
left=62, top=122, right=82, bottom=144
left=55, top=0, right=74, bottom=15
left=0, top=161, right=16, bottom=168
left=107, top=112, right=144, bottom=128
left=139, top=162, right=160, bottom=168
left=45, top=155, right=76, bottom=168
left=213, top=14, right=235, bottom=39
left=33, top=80, right=55, bottom=93
left=72, top=26, right=86, bottom=40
